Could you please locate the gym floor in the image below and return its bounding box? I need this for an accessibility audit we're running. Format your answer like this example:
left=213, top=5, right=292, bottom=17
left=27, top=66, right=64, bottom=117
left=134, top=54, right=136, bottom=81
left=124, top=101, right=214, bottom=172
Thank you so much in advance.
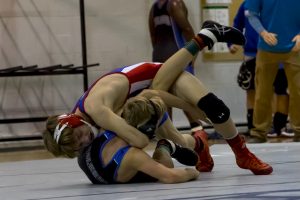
left=0, top=137, right=299, bottom=200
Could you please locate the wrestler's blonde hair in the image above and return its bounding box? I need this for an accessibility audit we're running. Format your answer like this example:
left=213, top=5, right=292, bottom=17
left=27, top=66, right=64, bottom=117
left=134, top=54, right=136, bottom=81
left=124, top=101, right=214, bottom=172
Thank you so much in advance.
left=122, top=96, right=167, bottom=127
left=42, top=115, right=78, bottom=158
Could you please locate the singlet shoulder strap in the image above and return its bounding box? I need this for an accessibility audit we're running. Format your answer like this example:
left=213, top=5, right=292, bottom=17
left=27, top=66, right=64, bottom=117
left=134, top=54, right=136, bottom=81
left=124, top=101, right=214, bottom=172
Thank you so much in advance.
left=107, top=145, right=131, bottom=182
left=158, top=111, right=169, bottom=127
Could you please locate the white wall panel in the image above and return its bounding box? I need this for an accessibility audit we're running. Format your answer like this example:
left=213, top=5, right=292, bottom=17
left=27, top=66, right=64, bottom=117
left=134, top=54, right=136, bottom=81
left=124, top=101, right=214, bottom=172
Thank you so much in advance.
left=0, top=0, right=246, bottom=136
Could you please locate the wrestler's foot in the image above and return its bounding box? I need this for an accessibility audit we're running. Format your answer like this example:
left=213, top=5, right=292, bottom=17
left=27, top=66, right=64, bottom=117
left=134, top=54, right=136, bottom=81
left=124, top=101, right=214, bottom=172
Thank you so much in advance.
left=198, top=20, right=246, bottom=49
left=228, top=135, right=273, bottom=175
left=157, top=139, right=198, bottom=166
left=192, top=130, right=214, bottom=172
left=236, top=150, right=273, bottom=175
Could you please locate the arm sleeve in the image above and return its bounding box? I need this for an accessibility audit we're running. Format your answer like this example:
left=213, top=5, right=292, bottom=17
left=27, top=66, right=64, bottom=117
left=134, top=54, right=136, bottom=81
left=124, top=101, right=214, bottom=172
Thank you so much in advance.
left=245, top=10, right=265, bottom=34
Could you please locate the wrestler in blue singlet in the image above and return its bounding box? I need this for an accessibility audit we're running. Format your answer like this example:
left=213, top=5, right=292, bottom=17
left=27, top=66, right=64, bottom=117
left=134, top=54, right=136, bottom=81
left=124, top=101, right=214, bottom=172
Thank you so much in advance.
left=78, top=112, right=169, bottom=184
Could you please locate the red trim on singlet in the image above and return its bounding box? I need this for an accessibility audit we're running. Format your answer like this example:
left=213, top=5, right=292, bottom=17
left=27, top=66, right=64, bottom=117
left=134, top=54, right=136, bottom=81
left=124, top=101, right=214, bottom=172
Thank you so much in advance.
left=124, top=62, right=161, bottom=84
left=74, top=62, right=163, bottom=115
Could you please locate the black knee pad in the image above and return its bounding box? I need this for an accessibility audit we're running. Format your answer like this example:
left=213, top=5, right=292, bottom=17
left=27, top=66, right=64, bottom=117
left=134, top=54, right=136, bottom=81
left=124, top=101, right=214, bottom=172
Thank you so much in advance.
left=237, top=58, right=256, bottom=90
left=197, top=93, right=230, bottom=124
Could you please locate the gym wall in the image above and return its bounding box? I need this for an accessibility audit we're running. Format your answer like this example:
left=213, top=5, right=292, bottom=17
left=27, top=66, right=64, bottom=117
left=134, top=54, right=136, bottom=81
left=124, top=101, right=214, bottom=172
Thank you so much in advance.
left=0, top=0, right=245, bottom=137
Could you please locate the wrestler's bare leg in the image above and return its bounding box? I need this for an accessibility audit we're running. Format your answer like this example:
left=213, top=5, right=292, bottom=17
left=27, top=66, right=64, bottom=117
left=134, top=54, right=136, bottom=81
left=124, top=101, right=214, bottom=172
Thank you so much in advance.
left=169, top=67, right=273, bottom=175
left=170, top=72, right=237, bottom=139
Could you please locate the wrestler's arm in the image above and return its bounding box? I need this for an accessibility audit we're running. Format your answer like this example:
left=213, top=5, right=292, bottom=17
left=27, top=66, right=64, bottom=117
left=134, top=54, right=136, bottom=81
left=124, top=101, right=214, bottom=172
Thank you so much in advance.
left=169, top=0, right=197, bottom=66
left=84, top=84, right=149, bottom=149
left=129, top=147, right=199, bottom=183
left=89, top=106, right=149, bottom=148
left=148, top=5, right=155, bottom=47
left=169, top=0, right=194, bottom=41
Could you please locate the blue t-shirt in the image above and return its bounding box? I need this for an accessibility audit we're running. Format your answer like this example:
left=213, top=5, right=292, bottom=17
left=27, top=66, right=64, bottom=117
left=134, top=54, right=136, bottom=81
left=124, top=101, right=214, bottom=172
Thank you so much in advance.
left=245, top=0, right=300, bottom=52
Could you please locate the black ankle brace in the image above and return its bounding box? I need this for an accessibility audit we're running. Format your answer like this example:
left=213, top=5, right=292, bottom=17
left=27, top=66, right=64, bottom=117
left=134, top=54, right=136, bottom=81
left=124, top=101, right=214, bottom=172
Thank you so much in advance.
left=156, top=139, right=173, bottom=154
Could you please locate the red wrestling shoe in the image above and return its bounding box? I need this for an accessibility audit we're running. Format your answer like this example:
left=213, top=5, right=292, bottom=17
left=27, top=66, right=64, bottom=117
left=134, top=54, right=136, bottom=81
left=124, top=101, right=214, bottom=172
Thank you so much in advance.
left=227, top=135, right=273, bottom=175
left=192, top=130, right=214, bottom=172
left=236, top=150, right=273, bottom=175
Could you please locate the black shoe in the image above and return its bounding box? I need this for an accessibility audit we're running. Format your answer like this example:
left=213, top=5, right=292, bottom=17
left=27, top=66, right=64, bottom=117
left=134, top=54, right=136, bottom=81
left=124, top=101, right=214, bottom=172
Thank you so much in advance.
left=157, top=139, right=199, bottom=166
left=199, top=20, right=246, bottom=49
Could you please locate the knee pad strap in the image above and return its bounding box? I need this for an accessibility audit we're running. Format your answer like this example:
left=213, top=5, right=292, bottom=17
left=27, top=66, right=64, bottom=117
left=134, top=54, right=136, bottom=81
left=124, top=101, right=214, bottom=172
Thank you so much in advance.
left=197, top=93, right=230, bottom=124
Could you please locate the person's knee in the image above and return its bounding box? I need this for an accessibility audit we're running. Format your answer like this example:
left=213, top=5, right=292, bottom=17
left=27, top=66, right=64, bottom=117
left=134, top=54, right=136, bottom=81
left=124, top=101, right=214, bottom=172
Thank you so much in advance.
left=197, top=93, right=230, bottom=124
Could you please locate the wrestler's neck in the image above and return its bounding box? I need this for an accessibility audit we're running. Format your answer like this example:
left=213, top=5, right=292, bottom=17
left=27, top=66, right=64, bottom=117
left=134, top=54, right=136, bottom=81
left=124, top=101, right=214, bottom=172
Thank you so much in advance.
left=74, top=109, right=92, bottom=124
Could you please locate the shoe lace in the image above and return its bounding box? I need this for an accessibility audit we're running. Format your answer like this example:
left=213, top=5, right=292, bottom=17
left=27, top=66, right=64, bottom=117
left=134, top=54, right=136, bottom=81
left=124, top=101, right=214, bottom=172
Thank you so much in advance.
left=208, top=24, right=231, bottom=37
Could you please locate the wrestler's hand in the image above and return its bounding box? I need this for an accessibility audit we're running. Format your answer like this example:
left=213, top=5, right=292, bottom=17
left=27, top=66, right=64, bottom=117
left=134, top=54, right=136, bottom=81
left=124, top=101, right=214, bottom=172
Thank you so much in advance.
left=292, top=34, right=300, bottom=52
left=138, top=89, right=158, bottom=99
left=184, top=168, right=200, bottom=180
left=260, top=30, right=277, bottom=46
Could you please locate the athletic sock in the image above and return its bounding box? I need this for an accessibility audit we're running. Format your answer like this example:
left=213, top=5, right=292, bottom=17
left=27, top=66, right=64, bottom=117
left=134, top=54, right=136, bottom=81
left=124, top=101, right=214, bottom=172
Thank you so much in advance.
left=184, top=35, right=207, bottom=56
left=273, top=112, right=288, bottom=134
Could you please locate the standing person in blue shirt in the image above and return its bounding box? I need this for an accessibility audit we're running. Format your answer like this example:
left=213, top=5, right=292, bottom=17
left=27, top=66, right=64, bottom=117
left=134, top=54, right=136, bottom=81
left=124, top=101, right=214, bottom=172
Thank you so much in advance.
left=149, top=0, right=205, bottom=134
left=228, top=1, right=258, bottom=136
left=245, top=0, right=300, bottom=143
left=228, top=1, right=294, bottom=138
